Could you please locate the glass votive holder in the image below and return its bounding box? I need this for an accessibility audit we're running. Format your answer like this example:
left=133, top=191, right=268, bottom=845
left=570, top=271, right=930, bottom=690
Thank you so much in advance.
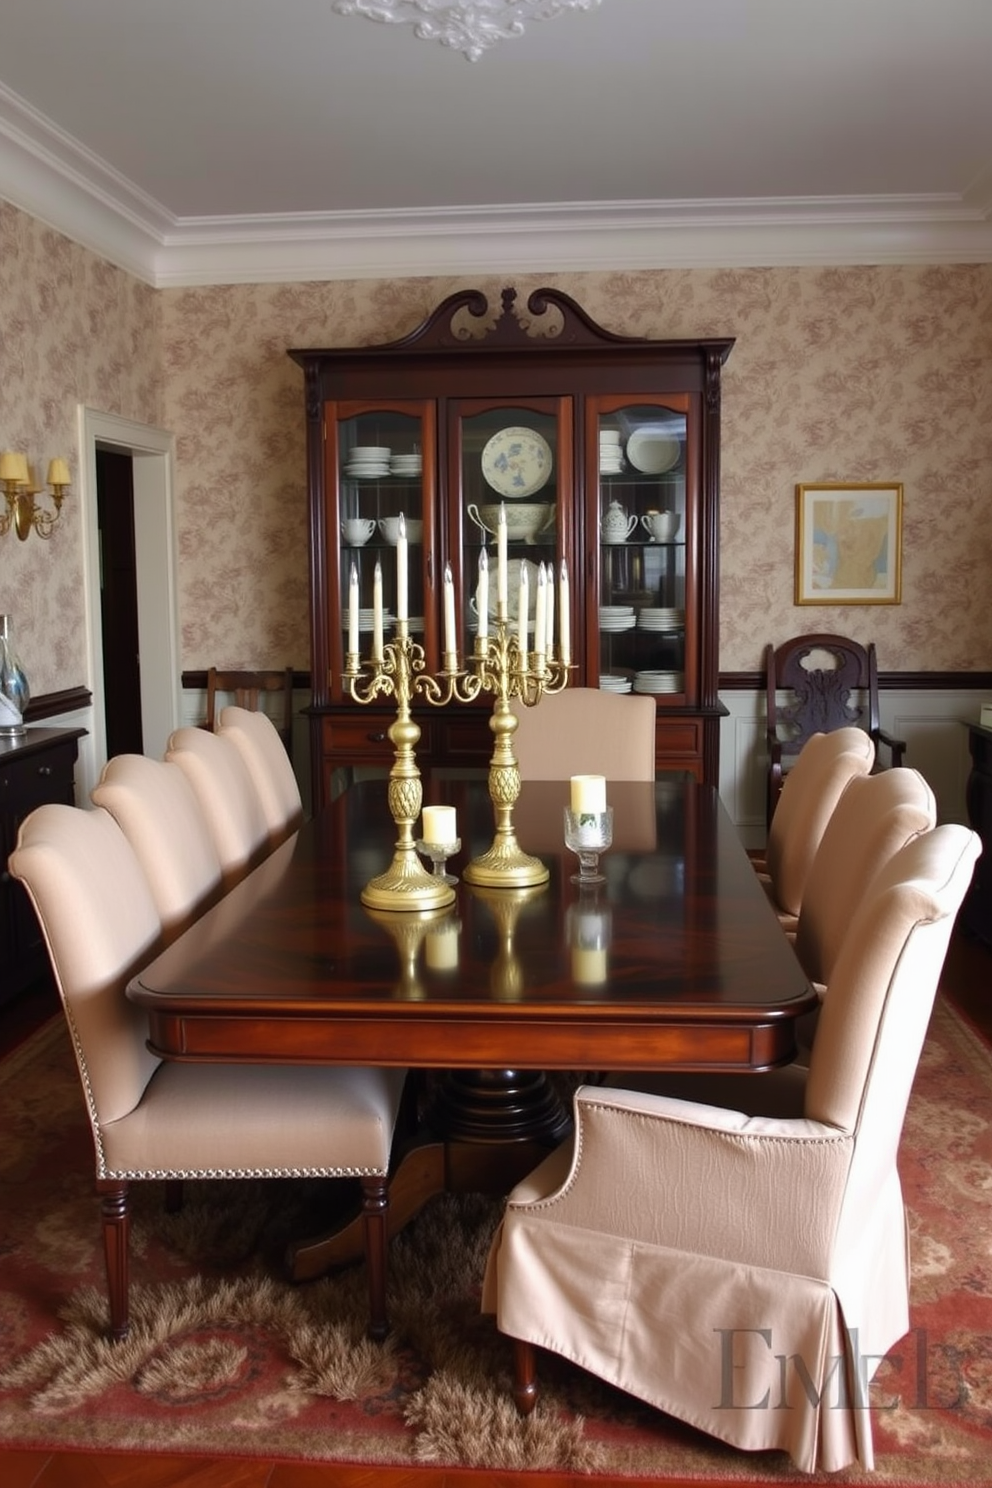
left=416, top=837, right=461, bottom=885
left=563, top=807, right=614, bottom=885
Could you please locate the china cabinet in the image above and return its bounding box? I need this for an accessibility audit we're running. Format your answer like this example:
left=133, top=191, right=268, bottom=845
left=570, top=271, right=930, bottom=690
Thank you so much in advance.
left=291, top=288, right=733, bottom=811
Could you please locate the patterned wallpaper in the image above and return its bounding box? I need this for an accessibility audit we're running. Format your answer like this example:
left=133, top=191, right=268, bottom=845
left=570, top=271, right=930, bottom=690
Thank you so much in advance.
left=3, top=198, right=991, bottom=697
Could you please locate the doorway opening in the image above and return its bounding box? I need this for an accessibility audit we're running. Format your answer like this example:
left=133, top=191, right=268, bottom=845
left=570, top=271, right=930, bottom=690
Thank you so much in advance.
left=96, top=447, right=143, bottom=756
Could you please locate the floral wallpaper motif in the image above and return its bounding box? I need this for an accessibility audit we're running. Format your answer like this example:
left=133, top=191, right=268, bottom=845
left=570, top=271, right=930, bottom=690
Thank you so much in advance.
left=3, top=194, right=991, bottom=697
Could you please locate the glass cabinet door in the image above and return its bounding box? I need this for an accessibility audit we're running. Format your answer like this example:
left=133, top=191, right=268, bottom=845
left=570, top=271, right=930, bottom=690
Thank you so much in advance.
left=452, top=400, right=572, bottom=662
left=589, top=395, right=690, bottom=701
left=327, top=401, right=434, bottom=698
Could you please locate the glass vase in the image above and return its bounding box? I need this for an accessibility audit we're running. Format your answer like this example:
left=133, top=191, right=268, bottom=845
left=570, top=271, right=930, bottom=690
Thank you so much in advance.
left=0, top=614, right=29, bottom=738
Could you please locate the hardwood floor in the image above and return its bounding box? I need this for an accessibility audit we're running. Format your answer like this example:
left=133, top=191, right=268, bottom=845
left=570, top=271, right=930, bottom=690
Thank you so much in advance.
left=2, top=929, right=991, bottom=1488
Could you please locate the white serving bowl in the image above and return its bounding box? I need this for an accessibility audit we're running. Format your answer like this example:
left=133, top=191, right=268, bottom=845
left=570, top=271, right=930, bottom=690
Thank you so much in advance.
left=377, top=516, right=424, bottom=544
left=467, top=502, right=554, bottom=543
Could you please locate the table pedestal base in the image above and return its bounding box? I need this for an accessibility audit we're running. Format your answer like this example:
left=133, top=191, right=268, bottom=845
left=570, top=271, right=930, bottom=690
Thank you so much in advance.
left=286, top=1068, right=571, bottom=1281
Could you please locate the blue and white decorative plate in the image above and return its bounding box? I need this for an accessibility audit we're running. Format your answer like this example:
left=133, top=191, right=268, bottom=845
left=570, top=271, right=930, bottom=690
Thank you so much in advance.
left=481, top=426, right=553, bottom=499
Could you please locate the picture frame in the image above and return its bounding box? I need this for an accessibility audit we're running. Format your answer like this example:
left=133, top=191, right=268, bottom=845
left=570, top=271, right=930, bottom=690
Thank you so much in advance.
left=795, top=482, right=903, bottom=605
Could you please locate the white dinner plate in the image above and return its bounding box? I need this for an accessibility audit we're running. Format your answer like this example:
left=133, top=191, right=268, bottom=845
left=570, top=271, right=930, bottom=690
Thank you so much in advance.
left=481, top=426, right=553, bottom=499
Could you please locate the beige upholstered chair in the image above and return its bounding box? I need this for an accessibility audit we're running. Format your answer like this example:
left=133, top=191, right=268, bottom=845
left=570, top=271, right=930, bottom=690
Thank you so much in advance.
left=511, top=688, right=656, bottom=781
left=91, top=753, right=224, bottom=940
left=482, top=824, right=981, bottom=1474
left=218, top=704, right=304, bottom=845
left=752, top=726, right=875, bottom=931
left=165, top=725, right=269, bottom=885
left=9, top=802, right=408, bottom=1342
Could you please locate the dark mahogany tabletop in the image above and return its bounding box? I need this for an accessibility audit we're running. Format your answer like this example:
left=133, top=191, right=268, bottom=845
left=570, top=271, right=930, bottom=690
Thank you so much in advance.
left=126, top=777, right=816, bottom=1076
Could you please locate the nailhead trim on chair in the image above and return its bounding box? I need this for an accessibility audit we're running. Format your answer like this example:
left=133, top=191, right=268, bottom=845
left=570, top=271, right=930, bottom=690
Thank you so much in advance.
left=99, top=1163, right=390, bottom=1180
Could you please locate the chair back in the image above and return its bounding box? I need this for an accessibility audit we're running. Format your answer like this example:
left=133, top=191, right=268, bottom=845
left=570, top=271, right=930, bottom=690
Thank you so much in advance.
left=92, top=754, right=224, bottom=938
left=763, top=727, right=874, bottom=917
left=218, top=705, right=303, bottom=842
left=165, top=726, right=269, bottom=882
left=511, top=688, right=656, bottom=781
left=806, top=825, right=980, bottom=1144
left=9, top=803, right=163, bottom=1130
left=795, top=766, right=935, bottom=986
left=766, top=633, right=879, bottom=756
left=205, top=667, right=293, bottom=756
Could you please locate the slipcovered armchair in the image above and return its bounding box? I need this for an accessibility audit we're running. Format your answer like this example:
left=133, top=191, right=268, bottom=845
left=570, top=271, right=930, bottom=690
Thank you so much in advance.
left=483, top=824, right=981, bottom=1475
left=9, top=802, right=408, bottom=1343
left=218, top=704, right=304, bottom=845
left=166, top=724, right=270, bottom=886
left=510, top=687, right=656, bottom=781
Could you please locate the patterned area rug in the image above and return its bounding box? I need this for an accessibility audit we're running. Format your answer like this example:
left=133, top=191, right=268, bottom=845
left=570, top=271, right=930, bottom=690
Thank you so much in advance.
left=1, top=1000, right=991, bottom=1483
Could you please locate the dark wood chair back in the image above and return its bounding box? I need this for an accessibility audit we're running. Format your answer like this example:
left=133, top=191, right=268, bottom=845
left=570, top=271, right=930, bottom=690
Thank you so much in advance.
left=764, top=633, right=905, bottom=826
left=204, top=667, right=294, bottom=758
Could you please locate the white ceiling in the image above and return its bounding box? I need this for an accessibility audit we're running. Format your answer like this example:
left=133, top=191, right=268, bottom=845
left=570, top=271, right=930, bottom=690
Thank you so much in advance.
left=1, top=0, right=991, bottom=286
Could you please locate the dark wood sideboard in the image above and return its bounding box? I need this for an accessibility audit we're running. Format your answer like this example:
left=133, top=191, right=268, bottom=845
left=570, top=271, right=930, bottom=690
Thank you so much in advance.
left=963, top=722, right=992, bottom=946
left=1, top=726, right=86, bottom=1004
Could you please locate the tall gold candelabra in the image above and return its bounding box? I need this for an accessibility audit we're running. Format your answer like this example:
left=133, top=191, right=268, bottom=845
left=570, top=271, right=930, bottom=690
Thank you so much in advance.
left=462, top=615, right=570, bottom=888
left=346, top=606, right=570, bottom=905
left=347, top=616, right=492, bottom=909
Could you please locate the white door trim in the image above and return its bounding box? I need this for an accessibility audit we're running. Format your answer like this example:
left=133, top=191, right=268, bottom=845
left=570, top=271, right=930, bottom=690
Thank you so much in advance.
left=77, top=406, right=179, bottom=797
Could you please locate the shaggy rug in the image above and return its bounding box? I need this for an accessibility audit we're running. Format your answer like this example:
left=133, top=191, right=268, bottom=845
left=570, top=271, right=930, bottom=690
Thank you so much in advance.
left=1, top=1001, right=992, bottom=1483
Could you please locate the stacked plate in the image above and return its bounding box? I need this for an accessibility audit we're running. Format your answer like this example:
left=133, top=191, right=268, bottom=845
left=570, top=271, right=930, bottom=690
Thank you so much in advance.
left=634, top=670, right=684, bottom=694
left=599, top=674, right=632, bottom=693
left=599, top=604, right=636, bottom=632
left=599, top=429, right=624, bottom=475
left=638, top=607, right=685, bottom=631
left=344, top=445, right=390, bottom=478
left=342, top=608, right=396, bottom=633
left=389, top=452, right=422, bottom=477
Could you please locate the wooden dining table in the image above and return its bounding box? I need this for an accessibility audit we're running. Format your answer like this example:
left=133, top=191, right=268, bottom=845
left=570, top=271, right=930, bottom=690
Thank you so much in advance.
left=127, top=775, right=816, bottom=1277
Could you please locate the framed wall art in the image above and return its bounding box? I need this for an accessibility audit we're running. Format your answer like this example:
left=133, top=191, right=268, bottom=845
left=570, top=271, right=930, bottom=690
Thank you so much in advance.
left=795, top=482, right=903, bottom=604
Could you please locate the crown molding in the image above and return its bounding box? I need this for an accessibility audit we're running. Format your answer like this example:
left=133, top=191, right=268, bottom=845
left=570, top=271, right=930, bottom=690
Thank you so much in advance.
left=2, top=81, right=992, bottom=288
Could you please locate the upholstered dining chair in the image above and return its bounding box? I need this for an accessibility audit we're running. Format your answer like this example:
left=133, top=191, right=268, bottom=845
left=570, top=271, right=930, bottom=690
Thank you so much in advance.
left=205, top=665, right=294, bottom=758
left=91, top=753, right=224, bottom=940
left=510, top=688, right=656, bottom=781
left=218, top=704, right=304, bottom=845
left=765, top=633, right=906, bottom=827
left=751, top=726, right=875, bottom=931
left=9, top=802, right=408, bottom=1342
left=165, top=724, right=270, bottom=885
left=482, top=823, right=981, bottom=1475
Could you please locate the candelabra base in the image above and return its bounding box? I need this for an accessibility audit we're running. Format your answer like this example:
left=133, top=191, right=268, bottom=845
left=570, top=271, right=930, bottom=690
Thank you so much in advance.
left=360, top=848, right=456, bottom=911
left=463, top=836, right=549, bottom=889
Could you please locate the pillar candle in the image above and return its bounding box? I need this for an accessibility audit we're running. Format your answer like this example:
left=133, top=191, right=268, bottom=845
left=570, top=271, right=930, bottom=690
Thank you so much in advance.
left=477, top=548, right=489, bottom=641
left=443, top=559, right=457, bottom=663
left=372, top=561, right=384, bottom=662
left=534, top=563, right=547, bottom=659
left=497, top=503, right=508, bottom=617
left=348, top=562, right=359, bottom=657
left=517, top=561, right=529, bottom=657
left=396, top=512, right=408, bottom=621
left=571, top=774, right=606, bottom=813
left=559, top=558, right=571, bottom=665
left=422, top=804, right=457, bottom=845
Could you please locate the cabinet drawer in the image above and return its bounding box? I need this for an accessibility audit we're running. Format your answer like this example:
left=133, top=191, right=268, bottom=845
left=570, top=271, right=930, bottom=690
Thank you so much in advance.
left=322, top=716, right=434, bottom=760
left=655, top=720, right=702, bottom=759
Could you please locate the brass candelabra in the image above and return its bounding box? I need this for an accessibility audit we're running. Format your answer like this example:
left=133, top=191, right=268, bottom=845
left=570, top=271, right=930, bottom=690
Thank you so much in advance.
left=462, top=615, right=570, bottom=888
left=345, top=619, right=481, bottom=910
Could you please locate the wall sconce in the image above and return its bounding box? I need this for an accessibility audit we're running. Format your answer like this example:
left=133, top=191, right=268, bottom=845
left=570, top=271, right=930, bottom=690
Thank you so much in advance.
left=0, top=452, right=71, bottom=540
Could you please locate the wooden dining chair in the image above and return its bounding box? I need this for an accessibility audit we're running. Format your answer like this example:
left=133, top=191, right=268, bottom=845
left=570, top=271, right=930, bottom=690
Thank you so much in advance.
left=204, top=667, right=294, bottom=758
left=9, top=801, right=409, bottom=1343
left=765, top=633, right=906, bottom=827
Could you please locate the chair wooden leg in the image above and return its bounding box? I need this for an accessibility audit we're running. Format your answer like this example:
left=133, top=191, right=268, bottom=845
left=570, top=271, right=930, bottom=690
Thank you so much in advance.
left=360, top=1174, right=390, bottom=1341
left=513, top=1337, right=539, bottom=1414
left=96, top=1178, right=131, bottom=1341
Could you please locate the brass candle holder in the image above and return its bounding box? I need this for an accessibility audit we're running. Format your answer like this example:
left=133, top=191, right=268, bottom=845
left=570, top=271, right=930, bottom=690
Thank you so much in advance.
left=462, top=615, right=570, bottom=889
left=345, top=619, right=481, bottom=911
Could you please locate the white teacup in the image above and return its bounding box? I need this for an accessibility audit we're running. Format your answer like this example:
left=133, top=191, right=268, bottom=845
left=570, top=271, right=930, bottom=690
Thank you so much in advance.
left=378, top=516, right=424, bottom=545
left=640, top=510, right=681, bottom=542
left=341, top=517, right=376, bottom=546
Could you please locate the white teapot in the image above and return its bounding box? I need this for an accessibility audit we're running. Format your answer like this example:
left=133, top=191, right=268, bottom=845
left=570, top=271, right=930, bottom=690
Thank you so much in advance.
left=600, top=499, right=637, bottom=544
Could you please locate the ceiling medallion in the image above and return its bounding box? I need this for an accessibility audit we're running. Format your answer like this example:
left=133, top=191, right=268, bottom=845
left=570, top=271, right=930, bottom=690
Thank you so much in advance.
left=331, top=1, right=603, bottom=61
